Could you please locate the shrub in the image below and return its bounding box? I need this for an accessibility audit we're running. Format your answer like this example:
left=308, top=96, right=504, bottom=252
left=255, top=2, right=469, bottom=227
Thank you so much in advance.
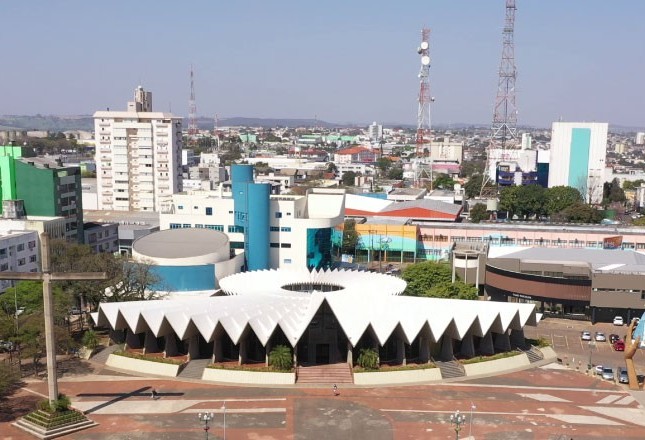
left=357, top=348, right=379, bottom=370
left=268, top=345, right=293, bottom=371
left=53, top=394, right=71, bottom=412
left=82, top=329, right=99, bottom=350
left=37, top=399, right=53, bottom=413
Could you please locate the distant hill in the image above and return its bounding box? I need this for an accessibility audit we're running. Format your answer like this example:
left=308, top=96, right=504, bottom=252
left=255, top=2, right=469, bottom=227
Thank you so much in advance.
left=201, top=116, right=340, bottom=129
left=0, top=115, right=94, bottom=132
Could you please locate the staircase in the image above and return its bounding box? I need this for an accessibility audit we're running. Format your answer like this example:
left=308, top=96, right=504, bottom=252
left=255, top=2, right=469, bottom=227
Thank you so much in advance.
left=525, top=346, right=544, bottom=364
left=435, top=360, right=465, bottom=379
left=178, top=358, right=211, bottom=379
left=90, top=344, right=120, bottom=364
left=297, top=363, right=353, bottom=384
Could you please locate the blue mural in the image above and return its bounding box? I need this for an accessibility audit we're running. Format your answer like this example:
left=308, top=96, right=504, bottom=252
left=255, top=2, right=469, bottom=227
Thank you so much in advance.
left=151, top=264, right=216, bottom=291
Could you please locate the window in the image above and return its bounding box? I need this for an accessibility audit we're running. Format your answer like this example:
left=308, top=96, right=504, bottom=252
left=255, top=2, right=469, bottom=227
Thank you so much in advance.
left=170, top=223, right=182, bottom=229
left=281, top=227, right=291, bottom=232
left=228, top=225, right=244, bottom=233
left=206, top=207, right=213, bottom=216
left=17, top=258, right=26, bottom=266
left=275, top=212, right=282, bottom=218
left=284, top=259, right=292, bottom=264
left=0, top=248, right=6, bottom=258
left=281, top=243, right=291, bottom=248
left=29, top=255, right=37, bottom=263
left=270, top=226, right=279, bottom=232
left=0, top=263, right=7, bottom=271
left=270, top=243, right=279, bottom=248
left=17, top=244, right=24, bottom=252
left=195, top=224, right=204, bottom=228
left=28, top=240, right=36, bottom=249
left=205, top=225, right=224, bottom=232
left=178, top=205, right=184, bottom=210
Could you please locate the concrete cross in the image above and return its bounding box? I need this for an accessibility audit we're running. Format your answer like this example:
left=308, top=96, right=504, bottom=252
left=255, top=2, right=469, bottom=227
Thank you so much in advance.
left=0, top=232, right=107, bottom=404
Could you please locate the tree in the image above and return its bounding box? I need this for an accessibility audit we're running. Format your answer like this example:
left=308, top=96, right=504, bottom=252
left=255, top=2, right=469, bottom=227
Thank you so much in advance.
left=326, top=162, right=338, bottom=174
left=603, top=178, right=626, bottom=205
left=268, top=345, right=293, bottom=371
left=633, top=217, right=645, bottom=226
left=515, top=185, right=546, bottom=219
left=387, top=166, right=403, bottom=180
left=469, top=203, right=489, bottom=223
left=432, top=173, right=455, bottom=190
left=376, top=157, right=392, bottom=174
left=459, top=160, right=484, bottom=178
left=425, top=281, right=478, bottom=300
left=623, top=179, right=645, bottom=191
left=402, top=261, right=452, bottom=297
left=342, top=171, right=357, bottom=186
left=0, top=364, right=18, bottom=398
left=357, top=347, right=379, bottom=370
left=341, top=219, right=360, bottom=255
left=553, top=202, right=603, bottom=223
left=545, top=186, right=583, bottom=216
left=464, top=174, right=494, bottom=199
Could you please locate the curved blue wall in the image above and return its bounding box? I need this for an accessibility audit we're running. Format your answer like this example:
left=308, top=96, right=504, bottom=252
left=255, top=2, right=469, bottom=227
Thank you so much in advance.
left=151, top=264, right=216, bottom=291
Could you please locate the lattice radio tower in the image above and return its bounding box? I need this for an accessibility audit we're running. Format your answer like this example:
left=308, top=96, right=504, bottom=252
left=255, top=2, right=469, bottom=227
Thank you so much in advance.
left=482, top=0, right=518, bottom=195
left=416, top=27, right=432, bottom=158
left=188, top=65, right=198, bottom=137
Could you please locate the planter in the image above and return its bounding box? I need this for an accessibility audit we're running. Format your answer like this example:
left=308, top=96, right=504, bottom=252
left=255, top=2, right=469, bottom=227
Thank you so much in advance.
left=202, top=367, right=295, bottom=385
left=462, top=353, right=530, bottom=377
left=354, top=367, right=442, bottom=385
left=538, top=346, right=558, bottom=362
left=106, top=353, right=182, bottom=377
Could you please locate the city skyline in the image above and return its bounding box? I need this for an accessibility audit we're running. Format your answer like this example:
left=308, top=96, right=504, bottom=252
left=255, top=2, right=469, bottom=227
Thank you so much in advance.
left=1, top=1, right=644, bottom=128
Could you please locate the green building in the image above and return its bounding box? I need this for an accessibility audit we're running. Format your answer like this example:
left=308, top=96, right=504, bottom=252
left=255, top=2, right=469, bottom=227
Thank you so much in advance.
left=0, top=145, right=83, bottom=243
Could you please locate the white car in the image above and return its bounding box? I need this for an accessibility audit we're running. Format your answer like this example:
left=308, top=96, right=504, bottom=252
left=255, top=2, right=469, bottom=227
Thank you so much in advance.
left=613, top=316, right=624, bottom=326
left=595, top=332, right=607, bottom=342
left=581, top=331, right=592, bottom=341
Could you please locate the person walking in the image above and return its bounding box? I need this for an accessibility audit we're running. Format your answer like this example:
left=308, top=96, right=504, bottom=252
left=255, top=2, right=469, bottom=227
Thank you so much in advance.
left=333, top=384, right=339, bottom=396
left=151, top=388, right=158, bottom=400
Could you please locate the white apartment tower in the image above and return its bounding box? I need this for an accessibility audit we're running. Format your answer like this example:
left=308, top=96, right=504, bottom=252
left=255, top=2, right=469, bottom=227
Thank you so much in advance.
left=94, top=87, right=183, bottom=212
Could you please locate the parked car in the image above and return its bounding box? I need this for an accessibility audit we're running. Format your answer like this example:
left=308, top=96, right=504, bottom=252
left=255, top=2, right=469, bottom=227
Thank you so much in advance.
left=619, top=369, right=629, bottom=384
left=581, top=331, right=592, bottom=341
left=595, top=365, right=604, bottom=375
left=609, top=334, right=620, bottom=344
left=595, top=332, right=607, bottom=342
left=613, top=340, right=625, bottom=351
left=602, top=367, right=615, bottom=381
left=69, top=307, right=82, bottom=315
left=0, top=340, right=15, bottom=352
left=613, top=316, right=624, bottom=326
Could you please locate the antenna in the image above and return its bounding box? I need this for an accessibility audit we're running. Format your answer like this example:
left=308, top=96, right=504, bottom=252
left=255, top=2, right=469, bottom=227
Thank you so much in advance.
left=482, top=0, right=518, bottom=196
left=415, top=27, right=433, bottom=186
left=188, top=64, right=198, bottom=138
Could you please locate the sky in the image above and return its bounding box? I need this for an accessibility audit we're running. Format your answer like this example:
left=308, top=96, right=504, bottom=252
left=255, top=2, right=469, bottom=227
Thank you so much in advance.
left=1, top=0, right=644, bottom=128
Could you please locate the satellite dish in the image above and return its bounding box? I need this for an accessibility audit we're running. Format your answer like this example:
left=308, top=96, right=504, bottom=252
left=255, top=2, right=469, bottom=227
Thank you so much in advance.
left=420, top=41, right=429, bottom=50
left=421, top=55, right=430, bottom=66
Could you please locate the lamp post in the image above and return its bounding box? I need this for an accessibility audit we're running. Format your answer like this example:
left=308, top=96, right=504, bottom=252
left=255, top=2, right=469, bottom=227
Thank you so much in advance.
left=198, top=412, right=214, bottom=440
left=449, top=409, right=466, bottom=440
left=222, top=401, right=227, bottom=440
left=588, top=339, right=596, bottom=371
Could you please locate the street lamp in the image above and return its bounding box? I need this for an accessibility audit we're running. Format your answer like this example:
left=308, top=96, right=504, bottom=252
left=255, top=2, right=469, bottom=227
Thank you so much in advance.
left=449, top=409, right=466, bottom=440
left=198, top=412, right=214, bottom=440
left=588, top=339, right=596, bottom=371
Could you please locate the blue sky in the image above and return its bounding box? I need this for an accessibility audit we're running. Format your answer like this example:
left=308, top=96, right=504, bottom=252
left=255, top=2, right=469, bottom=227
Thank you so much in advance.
left=1, top=1, right=644, bottom=128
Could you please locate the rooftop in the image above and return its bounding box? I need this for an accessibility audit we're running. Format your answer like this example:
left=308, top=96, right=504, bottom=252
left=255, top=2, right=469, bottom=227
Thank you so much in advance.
left=133, top=228, right=229, bottom=259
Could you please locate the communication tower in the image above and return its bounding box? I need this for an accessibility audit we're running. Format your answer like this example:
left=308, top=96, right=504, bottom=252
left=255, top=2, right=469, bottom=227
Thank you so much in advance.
left=482, top=0, right=518, bottom=195
left=416, top=27, right=433, bottom=158
left=188, top=65, right=198, bottom=137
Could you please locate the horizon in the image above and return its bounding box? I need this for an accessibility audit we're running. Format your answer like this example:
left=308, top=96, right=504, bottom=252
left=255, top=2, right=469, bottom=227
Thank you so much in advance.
left=1, top=1, right=644, bottom=128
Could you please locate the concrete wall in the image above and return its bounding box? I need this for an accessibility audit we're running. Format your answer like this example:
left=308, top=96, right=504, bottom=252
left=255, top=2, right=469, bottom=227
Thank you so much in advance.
left=106, top=353, right=182, bottom=377
left=462, top=353, right=530, bottom=377
left=202, top=367, right=295, bottom=385
left=354, top=367, right=442, bottom=385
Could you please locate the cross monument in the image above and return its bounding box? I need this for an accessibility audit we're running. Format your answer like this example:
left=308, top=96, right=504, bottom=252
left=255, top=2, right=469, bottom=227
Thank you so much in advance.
left=0, top=233, right=107, bottom=404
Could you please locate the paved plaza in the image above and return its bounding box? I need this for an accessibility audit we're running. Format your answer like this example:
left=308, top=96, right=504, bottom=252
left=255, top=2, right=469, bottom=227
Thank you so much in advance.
left=3, top=362, right=645, bottom=439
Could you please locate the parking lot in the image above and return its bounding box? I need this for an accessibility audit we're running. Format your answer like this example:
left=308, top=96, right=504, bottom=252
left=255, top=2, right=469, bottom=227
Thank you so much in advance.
left=525, top=317, right=645, bottom=375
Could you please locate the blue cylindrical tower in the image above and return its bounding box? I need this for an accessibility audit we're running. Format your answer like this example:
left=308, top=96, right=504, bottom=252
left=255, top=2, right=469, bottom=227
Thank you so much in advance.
left=231, top=164, right=270, bottom=270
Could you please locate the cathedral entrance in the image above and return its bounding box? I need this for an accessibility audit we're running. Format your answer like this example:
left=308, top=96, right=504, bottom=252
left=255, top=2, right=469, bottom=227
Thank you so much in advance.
left=297, top=301, right=347, bottom=365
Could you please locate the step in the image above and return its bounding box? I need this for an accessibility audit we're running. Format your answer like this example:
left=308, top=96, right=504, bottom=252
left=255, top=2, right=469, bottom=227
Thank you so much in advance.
left=296, top=364, right=353, bottom=384
left=435, top=360, right=465, bottom=379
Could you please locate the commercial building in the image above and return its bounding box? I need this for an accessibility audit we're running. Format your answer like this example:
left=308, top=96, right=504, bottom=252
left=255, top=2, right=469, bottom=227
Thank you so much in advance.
left=160, top=164, right=346, bottom=270
left=483, top=247, right=645, bottom=323
left=83, top=222, right=119, bottom=254
left=83, top=209, right=160, bottom=255
left=0, top=146, right=83, bottom=242
left=548, top=122, right=608, bottom=203
left=94, top=86, right=183, bottom=212
left=0, top=229, right=39, bottom=294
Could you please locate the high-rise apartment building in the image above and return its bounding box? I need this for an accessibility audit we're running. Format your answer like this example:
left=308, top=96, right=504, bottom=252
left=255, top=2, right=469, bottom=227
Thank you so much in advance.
left=94, top=86, right=183, bottom=212
left=548, top=122, right=608, bottom=204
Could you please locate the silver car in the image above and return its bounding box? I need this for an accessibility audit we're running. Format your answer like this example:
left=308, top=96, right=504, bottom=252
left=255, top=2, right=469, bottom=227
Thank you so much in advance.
left=602, top=367, right=614, bottom=381
left=619, top=369, right=629, bottom=384
left=595, top=332, right=606, bottom=342
left=581, top=331, right=592, bottom=341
